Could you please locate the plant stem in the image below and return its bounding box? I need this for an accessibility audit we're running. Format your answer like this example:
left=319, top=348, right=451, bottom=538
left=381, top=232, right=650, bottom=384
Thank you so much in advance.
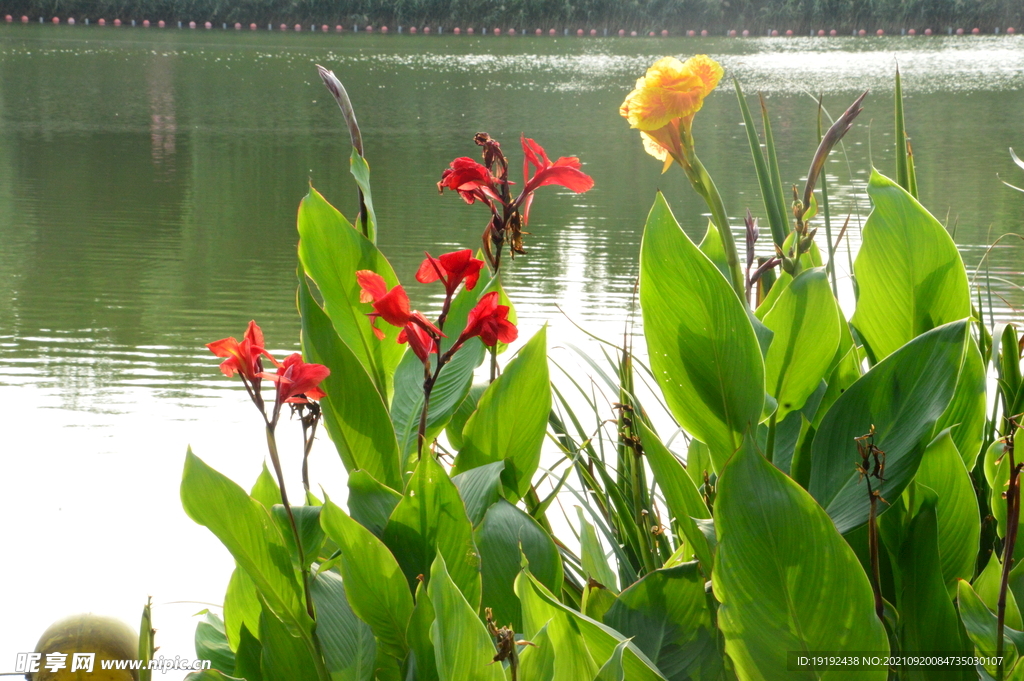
left=866, top=487, right=884, bottom=622
left=765, top=412, right=778, bottom=463
left=265, top=423, right=315, bottom=620
left=997, top=427, right=1020, bottom=681
left=684, top=148, right=746, bottom=301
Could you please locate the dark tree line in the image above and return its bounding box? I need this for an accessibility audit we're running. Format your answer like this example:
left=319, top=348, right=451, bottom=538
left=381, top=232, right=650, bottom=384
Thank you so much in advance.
left=6, top=0, right=1022, bottom=31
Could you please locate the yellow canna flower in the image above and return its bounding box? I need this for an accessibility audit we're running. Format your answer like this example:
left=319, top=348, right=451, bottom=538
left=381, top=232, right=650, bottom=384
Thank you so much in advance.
left=621, top=55, right=724, bottom=167
left=620, top=55, right=723, bottom=132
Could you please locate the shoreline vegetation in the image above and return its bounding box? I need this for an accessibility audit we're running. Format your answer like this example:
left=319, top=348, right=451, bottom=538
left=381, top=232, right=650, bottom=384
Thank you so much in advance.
left=4, top=0, right=1023, bottom=34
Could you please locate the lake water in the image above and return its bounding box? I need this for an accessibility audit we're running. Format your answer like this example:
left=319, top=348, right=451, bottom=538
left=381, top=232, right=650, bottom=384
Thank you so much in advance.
left=1, top=25, right=1023, bottom=674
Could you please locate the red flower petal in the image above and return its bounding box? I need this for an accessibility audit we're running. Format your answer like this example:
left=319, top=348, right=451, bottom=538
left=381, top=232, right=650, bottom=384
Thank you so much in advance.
left=356, top=270, right=389, bottom=304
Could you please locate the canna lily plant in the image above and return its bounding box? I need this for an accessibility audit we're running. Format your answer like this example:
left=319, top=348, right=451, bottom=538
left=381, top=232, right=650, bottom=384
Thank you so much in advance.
left=178, top=62, right=1023, bottom=681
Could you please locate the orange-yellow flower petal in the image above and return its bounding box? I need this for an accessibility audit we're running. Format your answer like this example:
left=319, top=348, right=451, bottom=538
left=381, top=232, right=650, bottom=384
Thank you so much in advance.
left=620, top=55, right=724, bottom=132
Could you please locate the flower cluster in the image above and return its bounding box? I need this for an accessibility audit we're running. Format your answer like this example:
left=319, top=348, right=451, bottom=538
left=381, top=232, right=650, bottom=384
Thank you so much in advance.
left=357, top=248, right=516, bottom=367
left=438, top=134, right=594, bottom=269
left=620, top=55, right=723, bottom=169
left=207, top=320, right=330, bottom=410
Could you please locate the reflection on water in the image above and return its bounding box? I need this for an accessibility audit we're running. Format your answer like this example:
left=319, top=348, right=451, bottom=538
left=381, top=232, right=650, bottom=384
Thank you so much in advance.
left=0, top=26, right=1022, bottom=671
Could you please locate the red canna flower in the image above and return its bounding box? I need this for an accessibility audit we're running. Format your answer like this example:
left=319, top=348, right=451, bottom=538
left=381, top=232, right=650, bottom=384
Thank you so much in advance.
left=356, top=270, right=413, bottom=338
left=415, top=249, right=486, bottom=297
left=455, top=291, right=518, bottom=348
left=437, top=157, right=503, bottom=205
left=262, top=353, right=330, bottom=404
left=356, top=270, right=444, bottom=341
left=398, top=320, right=439, bottom=364
left=519, top=135, right=594, bottom=226
left=206, top=320, right=278, bottom=383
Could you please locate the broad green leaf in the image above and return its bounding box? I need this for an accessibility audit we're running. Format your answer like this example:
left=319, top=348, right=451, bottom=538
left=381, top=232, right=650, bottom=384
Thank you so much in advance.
left=299, top=275, right=402, bottom=489
left=516, top=570, right=667, bottom=681
left=224, top=567, right=262, bottom=650
left=408, top=582, right=439, bottom=681
left=250, top=463, right=281, bottom=509
left=594, top=640, right=629, bottom=681
left=195, top=613, right=235, bottom=675
left=446, top=384, right=486, bottom=452
left=698, top=219, right=731, bottom=285
left=809, top=321, right=967, bottom=534
left=985, top=439, right=1012, bottom=538
left=577, top=507, right=618, bottom=591
left=390, top=343, right=480, bottom=466
left=582, top=582, right=617, bottom=623
left=912, top=431, right=980, bottom=595
left=319, top=500, right=413, bottom=660
left=895, top=490, right=972, bottom=680
left=310, top=570, right=376, bottom=681
left=685, top=439, right=711, bottom=492
left=390, top=276, right=486, bottom=463
left=933, top=335, right=987, bottom=469
left=958, top=580, right=1024, bottom=676
left=712, top=438, right=888, bottom=678
left=476, top=499, right=562, bottom=631
left=604, top=563, right=719, bottom=681
left=636, top=421, right=712, bottom=570
left=428, top=554, right=507, bottom=681
left=346, top=470, right=401, bottom=538
left=517, top=624, right=555, bottom=681
left=974, top=554, right=1023, bottom=631
left=259, top=609, right=323, bottom=681
left=270, top=505, right=323, bottom=570
left=454, top=327, right=550, bottom=500
left=349, top=149, right=378, bottom=243
left=639, top=192, right=764, bottom=470
left=813, top=318, right=863, bottom=429
left=233, top=625, right=262, bottom=681
left=452, top=460, right=507, bottom=527
left=762, top=268, right=841, bottom=422
left=181, top=450, right=310, bottom=637
left=754, top=271, right=791, bottom=321
left=297, top=185, right=404, bottom=399
left=383, top=454, right=481, bottom=609
left=851, top=170, right=970, bottom=361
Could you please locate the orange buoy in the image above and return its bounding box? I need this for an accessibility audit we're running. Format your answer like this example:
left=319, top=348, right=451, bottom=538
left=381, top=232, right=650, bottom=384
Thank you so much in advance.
left=924, top=28, right=932, bottom=35
left=742, top=29, right=750, bottom=36
left=876, top=28, right=884, bottom=35
left=381, top=25, right=388, bottom=33
left=97, top=18, right=105, bottom=25
left=114, top=18, right=122, bottom=26
left=955, top=27, right=964, bottom=35
left=830, top=28, right=837, bottom=35
left=535, top=28, right=541, bottom=35
left=908, top=28, right=916, bottom=35
left=971, top=27, right=980, bottom=34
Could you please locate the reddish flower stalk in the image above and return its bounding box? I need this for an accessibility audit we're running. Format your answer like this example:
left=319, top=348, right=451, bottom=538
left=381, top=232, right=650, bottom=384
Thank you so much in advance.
left=358, top=264, right=518, bottom=452
left=438, top=134, right=593, bottom=272
left=207, top=321, right=329, bottom=620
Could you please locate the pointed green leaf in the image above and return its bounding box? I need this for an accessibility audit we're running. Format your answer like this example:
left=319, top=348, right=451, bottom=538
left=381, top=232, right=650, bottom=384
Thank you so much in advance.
left=640, top=193, right=764, bottom=470
left=224, top=567, right=262, bottom=650
left=577, top=507, right=618, bottom=592
left=712, top=439, right=888, bottom=678
left=913, top=431, right=981, bottom=595
left=408, top=582, right=439, bottom=681
left=297, top=185, right=404, bottom=399
left=516, top=570, right=667, bottom=681
left=851, top=171, right=970, bottom=361
left=428, top=555, right=507, bottom=681
left=762, top=268, right=841, bottom=422
left=349, top=149, right=378, bottom=243
left=517, top=624, right=555, bottom=681
left=933, top=335, right=987, bottom=469
left=895, top=490, right=972, bottom=680
left=346, top=470, right=401, bottom=537
left=476, top=499, right=562, bottom=631
left=181, top=450, right=310, bottom=637
left=299, top=274, right=402, bottom=489
left=258, top=609, right=322, bottom=681
left=453, top=461, right=507, bottom=527
left=594, top=640, right=629, bottom=681
left=310, top=569, right=376, bottom=681
left=974, top=554, right=1023, bottom=631
left=809, top=321, right=967, bottom=533
left=195, top=613, right=235, bottom=675
left=383, top=455, right=481, bottom=609
left=454, top=327, right=550, bottom=500
left=319, top=499, right=413, bottom=659
left=958, top=580, right=1024, bottom=676
left=604, top=563, right=719, bottom=681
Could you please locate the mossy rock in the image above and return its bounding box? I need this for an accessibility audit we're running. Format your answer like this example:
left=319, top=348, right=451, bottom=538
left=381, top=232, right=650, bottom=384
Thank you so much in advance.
left=31, top=613, right=138, bottom=681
